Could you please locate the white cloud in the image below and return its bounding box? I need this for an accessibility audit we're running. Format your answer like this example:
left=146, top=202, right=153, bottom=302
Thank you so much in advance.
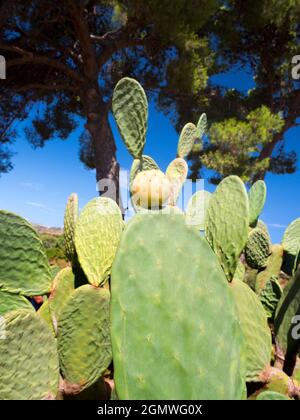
left=26, top=201, right=55, bottom=214
left=267, top=223, right=287, bottom=229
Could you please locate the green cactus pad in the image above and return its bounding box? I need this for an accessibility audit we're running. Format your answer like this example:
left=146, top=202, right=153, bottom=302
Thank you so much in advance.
left=259, top=277, right=283, bottom=319
left=0, top=211, right=51, bottom=295
left=248, top=180, right=267, bottom=227
left=57, top=285, right=112, bottom=393
left=256, top=219, right=271, bottom=240
left=230, top=279, right=272, bottom=382
left=245, top=228, right=271, bottom=270
left=177, top=122, right=197, bottom=158
left=260, top=367, right=295, bottom=397
left=0, top=291, right=34, bottom=316
left=112, top=77, right=148, bottom=158
left=256, top=390, right=290, bottom=400
left=63, top=193, right=78, bottom=262
left=166, top=158, right=188, bottom=206
left=0, top=310, right=59, bottom=399
left=274, top=267, right=300, bottom=357
left=196, top=113, right=207, bottom=139
left=48, top=267, right=75, bottom=328
left=111, top=214, right=245, bottom=400
left=205, top=175, right=249, bottom=282
left=255, top=244, right=284, bottom=293
left=74, top=197, right=123, bottom=286
left=282, top=218, right=300, bottom=256
left=234, top=260, right=246, bottom=282
left=37, top=299, right=54, bottom=333
left=185, top=190, right=211, bottom=230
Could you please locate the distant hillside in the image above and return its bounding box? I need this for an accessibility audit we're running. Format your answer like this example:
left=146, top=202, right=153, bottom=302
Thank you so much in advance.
left=34, top=224, right=63, bottom=236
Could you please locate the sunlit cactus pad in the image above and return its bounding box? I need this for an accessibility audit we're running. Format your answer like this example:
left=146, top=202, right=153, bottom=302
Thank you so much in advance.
left=0, top=290, right=34, bottom=316
left=185, top=190, right=211, bottom=230
left=282, top=217, right=300, bottom=256
left=57, top=285, right=112, bottom=394
left=245, top=227, right=271, bottom=269
left=74, top=197, right=123, bottom=286
left=248, top=180, right=267, bottom=227
left=64, top=193, right=78, bottom=262
left=112, top=77, right=148, bottom=158
left=0, top=310, right=59, bottom=399
left=0, top=211, right=51, bottom=295
left=48, top=267, right=75, bottom=327
left=111, top=214, right=245, bottom=400
left=177, top=122, right=197, bottom=158
left=205, top=175, right=249, bottom=281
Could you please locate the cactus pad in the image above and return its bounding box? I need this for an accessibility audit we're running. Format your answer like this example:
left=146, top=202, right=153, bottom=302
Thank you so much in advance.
left=259, top=277, right=283, bottom=319
left=249, top=180, right=267, bottom=226
left=0, top=310, right=59, bottom=399
left=166, top=158, right=188, bottom=206
left=255, top=244, right=283, bottom=293
left=74, top=197, right=123, bottom=286
left=274, top=267, right=300, bottom=357
left=131, top=169, right=171, bottom=209
left=0, top=211, right=51, bottom=295
left=256, top=391, right=289, bottom=400
left=111, top=214, right=245, bottom=400
left=245, top=228, right=271, bottom=269
left=230, top=279, right=272, bottom=382
left=196, top=113, right=207, bottom=139
left=185, top=190, right=211, bottom=230
left=57, top=285, right=112, bottom=393
left=177, top=122, right=197, bottom=158
left=130, top=155, right=159, bottom=187
left=205, top=176, right=249, bottom=281
left=48, top=267, right=75, bottom=329
left=63, top=193, right=78, bottom=262
left=282, top=218, right=300, bottom=256
left=112, top=77, right=148, bottom=158
left=0, top=291, right=34, bottom=316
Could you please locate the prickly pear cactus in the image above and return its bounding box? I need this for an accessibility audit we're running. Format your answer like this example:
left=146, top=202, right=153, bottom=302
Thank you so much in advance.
left=74, top=197, right=123, bottom=286
left=64, top=193, right=78, bottom=262
left=274, top=267, right=300, bottom=358
left=177, top=122, right=197, bottom=158
left=0, top=310, right=59, bottom=399
left=196, top=113, right=207, bottom=139
left=230, top=279, right=272, bottom=382
left=248, top=180, right=267, bottom=227
left=130, top=155, right=159, bottom=187
left=185, top=190, right=211, bottom=230
left=0, top=290, right=34, bottom=316
left=259, top=277, right=283, bottom=319
left=48, top=267, right=75, bottom=329
left=131, top=169, right=171, bottom=209
left=245, top=228, right=271, bottom=269
left=234, top=260, right=246, bottom=282
left=260, top=367, right=295, bottom=397
left=37, top=299, right=54, bottom=333
left=205, top=176, right=249, bottom=282
left=112, top=77, right=148, bottom=158
left=282, top=217, right=300, bottom=256
left=256, top=219, right=270, bottom=240
left=58, top=285, right=112, bottom=394
left=166, top=158, right=188, bottom=206
left=256, top=391, right=290, bottom=400
left=255, top=244, right=284, bottom=293
left=111, top=214, right=246, bottom=400
left=0, top=211, right=51, bottom=295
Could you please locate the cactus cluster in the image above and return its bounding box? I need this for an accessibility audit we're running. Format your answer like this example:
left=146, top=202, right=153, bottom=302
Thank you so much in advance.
left=0, top=77, right=299, bottom=401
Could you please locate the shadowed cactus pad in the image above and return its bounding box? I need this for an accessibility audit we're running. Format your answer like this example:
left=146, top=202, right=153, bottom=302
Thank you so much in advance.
left=205, top=176, right=249, bottom=281
left=249, top=180, right=267, bottom=227
left=48, top=267, right=75, bottom=330
left=230, top=279, right=272, bottom=382
left=0, top=310, right=59, bottom=399
left=185, top=190, right=211, bottom=230
left=245, top=228, right=271, bottom=269
left=112, top=77, right=148, bottom=158
left=255, top=244, right=284, bottom=293
left=0, top=290, right=34, bottom=316
left=57, top=285, right=112, bottom=394
left=0, top=211, right=51, bottom=295
left=74, top=197, right=123, bottom=286
left=259, top=277, right=283, bottom=319
left=282, top=218, right=300, bottom=256
left=166, top=158, right=188, bottom=206
left=111, top=214, right=245, bottom=400
left=131, top=169, right=171, bottom=209
left=177, top=122, right=197, bottom=158
left=63, top=193, right=78, bottom=262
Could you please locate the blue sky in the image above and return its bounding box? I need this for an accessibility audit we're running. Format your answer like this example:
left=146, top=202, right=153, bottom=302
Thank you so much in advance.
left=0, top=67, right=299, bottom=243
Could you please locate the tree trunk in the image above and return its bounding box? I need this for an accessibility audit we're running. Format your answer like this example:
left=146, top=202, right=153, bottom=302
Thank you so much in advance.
left=83, top=86, right=124, bottom=214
